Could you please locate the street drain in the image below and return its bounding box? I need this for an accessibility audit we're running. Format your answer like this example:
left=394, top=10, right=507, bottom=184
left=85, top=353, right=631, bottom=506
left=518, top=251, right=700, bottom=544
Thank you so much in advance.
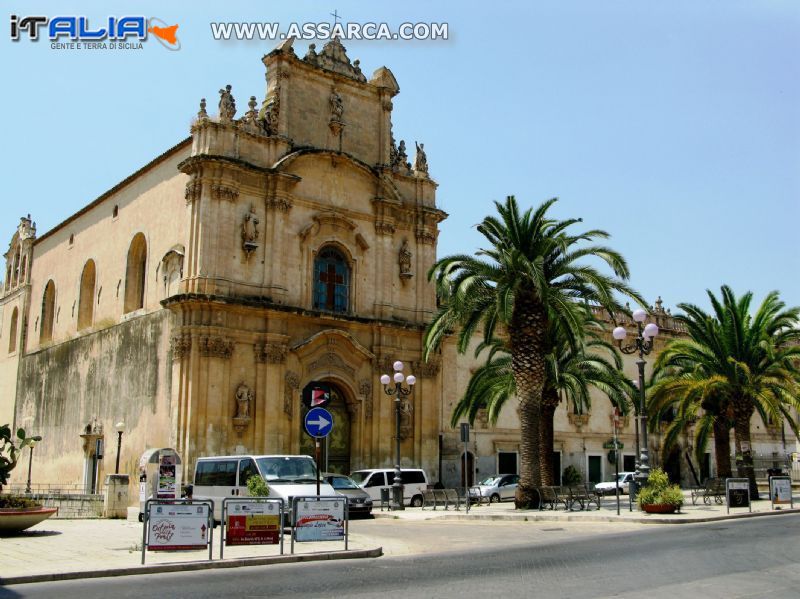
left=542, top=527, right=565, bottom=531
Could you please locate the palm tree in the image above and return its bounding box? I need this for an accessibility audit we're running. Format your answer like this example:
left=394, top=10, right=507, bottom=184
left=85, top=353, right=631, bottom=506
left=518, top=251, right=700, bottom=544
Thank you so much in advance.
left=424, top=196, right=642, bottom=507
left=650, top=286, right=800, bottom=497
left=454, top=318, right=631, bottom=487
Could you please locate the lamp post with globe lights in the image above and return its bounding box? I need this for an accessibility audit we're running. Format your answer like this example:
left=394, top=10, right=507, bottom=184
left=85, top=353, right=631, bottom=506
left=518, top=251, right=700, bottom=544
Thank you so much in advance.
left=380, top=360, right=416, bottom=510
left=613, top=309, right=659, bottom=490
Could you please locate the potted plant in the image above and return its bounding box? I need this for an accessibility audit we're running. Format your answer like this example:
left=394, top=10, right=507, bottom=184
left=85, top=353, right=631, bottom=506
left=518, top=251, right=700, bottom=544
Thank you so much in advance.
left=637, top=467, right=684, bottom=514
left=0, top=425, right=56, bottom=534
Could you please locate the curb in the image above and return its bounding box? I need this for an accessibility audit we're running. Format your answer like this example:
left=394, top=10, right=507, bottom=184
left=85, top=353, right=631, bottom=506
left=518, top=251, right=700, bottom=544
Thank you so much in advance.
left=0, top=546, right=383, bottom=586
left=374, top=508, right=800, bottom=525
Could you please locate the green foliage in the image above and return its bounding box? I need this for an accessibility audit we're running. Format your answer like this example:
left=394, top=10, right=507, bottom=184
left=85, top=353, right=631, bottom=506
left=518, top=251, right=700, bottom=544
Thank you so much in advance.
left=562, top=465, right=582, bottom=485
left=637, top=467, right=684, bottom=508
left=0, top=495, right=41, bottom=509
left=0, top=425, right=42, bottom=490
left=246, top=475, right=270, bottom=497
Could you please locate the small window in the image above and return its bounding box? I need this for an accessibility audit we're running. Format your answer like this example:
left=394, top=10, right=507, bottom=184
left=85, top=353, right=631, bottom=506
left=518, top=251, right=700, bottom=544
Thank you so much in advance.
left=112, top=205, right=119, bottom=218
left=238, top=458, right=259, bottom=486
left=69, top=234, right=74, bottom=246
left=194, top=460, right=237, bottom=486
left=364, top=473, right=386, bottom=488
left=8, top=307, right=18, bottom=353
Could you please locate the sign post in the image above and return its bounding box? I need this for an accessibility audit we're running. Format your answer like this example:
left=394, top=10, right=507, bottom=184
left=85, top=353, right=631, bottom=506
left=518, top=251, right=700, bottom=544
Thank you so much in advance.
left=769, top=475, right=793, bottom=510
left=613, top=408, right=620, bottom=515
left=726, top=478, right=751, bottom=514
left=305, top=406, right=333, bottom=496
left=460, top=423, right=470, bottom=513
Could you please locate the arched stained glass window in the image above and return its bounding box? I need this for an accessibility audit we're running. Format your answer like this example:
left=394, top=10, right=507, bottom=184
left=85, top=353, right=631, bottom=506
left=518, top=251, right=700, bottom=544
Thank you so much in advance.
left=313, top=247, right=350, bottom=313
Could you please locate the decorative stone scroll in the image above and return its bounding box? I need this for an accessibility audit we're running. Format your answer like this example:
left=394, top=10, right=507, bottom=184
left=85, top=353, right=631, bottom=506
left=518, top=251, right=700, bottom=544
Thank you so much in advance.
left=359, top=379, right=373, bottom=420
left=233, top=383, right=253, bottom=436
left=374, top=221, right=396, bottom=236
left=199, top=336, right=235, bottom=359
left=170, top=334, right=191, bottom=360
left=211, top=184, right=239, bottom=202
left=308, top=352, right=355, bottom=377
left=415, top=229, right=436, bottom=246
left=258, top=85, right=280, bottom=136
left=284, top=371, right=300, bottom=418
left=568, top=412, right=590, bottom=430
left=254, top=341, right=287, bottom=364
left=185, top=178, right=202, bottom=203
left=414, top=358, right=441, bottom=379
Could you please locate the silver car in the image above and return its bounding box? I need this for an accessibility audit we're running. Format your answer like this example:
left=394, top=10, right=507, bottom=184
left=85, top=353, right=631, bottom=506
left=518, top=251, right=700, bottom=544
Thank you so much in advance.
left=594, top=472, right=635, bottom=495
left=469, top=474, right=519, bottom=503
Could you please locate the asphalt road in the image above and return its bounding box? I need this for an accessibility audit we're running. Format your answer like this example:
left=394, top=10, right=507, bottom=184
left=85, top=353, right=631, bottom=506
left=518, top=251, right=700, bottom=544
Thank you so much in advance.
left=3, top=516, right=800, bottom=598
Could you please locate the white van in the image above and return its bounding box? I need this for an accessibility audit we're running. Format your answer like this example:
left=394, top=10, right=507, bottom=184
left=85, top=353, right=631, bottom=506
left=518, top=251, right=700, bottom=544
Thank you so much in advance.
left=193, top=455, right=336, bottom=522
left=350, top=468, right=429, bottom=507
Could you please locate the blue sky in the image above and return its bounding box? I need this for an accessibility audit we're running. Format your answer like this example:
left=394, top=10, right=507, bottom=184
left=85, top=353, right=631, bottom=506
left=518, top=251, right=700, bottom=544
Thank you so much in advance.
left=3, top=1, right=798, bottom=312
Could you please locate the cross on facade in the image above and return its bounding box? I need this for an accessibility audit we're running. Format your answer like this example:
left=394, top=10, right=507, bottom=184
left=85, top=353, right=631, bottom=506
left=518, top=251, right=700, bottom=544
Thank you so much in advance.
left=319, top=262, right=343, bottom=310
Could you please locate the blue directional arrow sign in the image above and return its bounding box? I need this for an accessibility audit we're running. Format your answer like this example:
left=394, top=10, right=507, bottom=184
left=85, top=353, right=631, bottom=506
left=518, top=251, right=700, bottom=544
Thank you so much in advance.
left=304, top=407, right=333, bottom=438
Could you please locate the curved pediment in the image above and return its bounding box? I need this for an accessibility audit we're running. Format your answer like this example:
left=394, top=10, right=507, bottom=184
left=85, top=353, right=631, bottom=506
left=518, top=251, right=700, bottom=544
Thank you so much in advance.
left=291, top=328, right=374, bottom=361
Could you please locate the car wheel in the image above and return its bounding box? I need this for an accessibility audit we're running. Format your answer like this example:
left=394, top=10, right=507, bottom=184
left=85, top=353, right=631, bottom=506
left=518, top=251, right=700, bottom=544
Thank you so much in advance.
left=490, top=493, right=501, bottom=503
left=410, top=495, right=423, bottom=508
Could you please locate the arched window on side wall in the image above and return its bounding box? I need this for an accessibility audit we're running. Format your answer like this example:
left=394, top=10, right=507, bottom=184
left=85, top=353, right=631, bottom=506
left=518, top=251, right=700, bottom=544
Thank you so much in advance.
left=313, top=246, right=350, bottom=313
left=8, top=307, right=18, bottom=353
left=40, top=280, right=56, bottom=343
left=77, top=259, right=96, bottom=330
left=124, top=233, right=147, bottom=313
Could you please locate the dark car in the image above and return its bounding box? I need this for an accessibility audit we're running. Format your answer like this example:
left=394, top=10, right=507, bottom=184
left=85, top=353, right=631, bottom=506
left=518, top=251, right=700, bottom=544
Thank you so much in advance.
left=323, top=473, right=373, bottom=517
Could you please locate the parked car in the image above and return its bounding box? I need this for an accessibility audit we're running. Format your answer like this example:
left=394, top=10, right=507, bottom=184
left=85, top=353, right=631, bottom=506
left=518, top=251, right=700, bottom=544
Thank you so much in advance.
left=469, top=474, right=519, bottom=503
left=350, top=468, right=429, bottom=507
left=323, top=473, right=373, bottom=517
left=594, top=472, right=635, bottom=495
left=193, top=454, right=336, bottom=523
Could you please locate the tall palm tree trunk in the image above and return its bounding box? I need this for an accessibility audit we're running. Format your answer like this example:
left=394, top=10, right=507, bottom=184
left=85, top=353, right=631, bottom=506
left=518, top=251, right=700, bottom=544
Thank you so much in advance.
left=732, top=401, right=758, bottom=499
left=510, top=293, right=547, bottom=508
left=712, top=418, right=733, bottom=478
left=539, top=390, right=559, bottom=486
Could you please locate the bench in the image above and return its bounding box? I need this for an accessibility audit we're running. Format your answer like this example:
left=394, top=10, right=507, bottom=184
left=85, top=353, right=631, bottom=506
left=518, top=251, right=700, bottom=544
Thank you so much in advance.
left=567, top=485, right=601, bottom=511
left=691, top=478, right=725, bottom=505
left=538, top=486, right=558, bottom=510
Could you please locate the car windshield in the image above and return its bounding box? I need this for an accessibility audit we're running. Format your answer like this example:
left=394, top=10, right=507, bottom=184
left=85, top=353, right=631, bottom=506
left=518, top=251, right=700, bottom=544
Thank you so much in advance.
left=328, top=476, right=360, bottom=490
left=256, top=457, right=317, bottom=483
left=349, top=471, right=369, bottom=485
left=615, top=473, right=629, bottom=482
left=479, top=477, right=500, bottom=486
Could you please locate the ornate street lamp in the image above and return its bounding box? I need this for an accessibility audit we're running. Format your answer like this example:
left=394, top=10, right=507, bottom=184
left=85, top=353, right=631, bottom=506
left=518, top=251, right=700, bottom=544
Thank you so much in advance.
left=380, top=361, right=416, bottom=510
left=25, top=438, right=37, bottom=494
left=613, top=309, right=659, bottom=490
left=114, top=421, right=125, bottom=474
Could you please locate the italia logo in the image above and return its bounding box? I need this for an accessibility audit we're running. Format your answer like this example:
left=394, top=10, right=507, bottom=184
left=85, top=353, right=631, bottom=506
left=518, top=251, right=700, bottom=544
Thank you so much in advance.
left=10, top=15, right=181, bottom=50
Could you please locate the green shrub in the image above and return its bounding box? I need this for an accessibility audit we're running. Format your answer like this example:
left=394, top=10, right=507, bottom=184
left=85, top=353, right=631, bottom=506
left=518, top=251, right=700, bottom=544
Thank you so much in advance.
left=0, top=495, right=41, bottom=509
left=562, top=465, right=582, bottom=485
left=637, top=467, right=683, bottom=508
left=246, top=475, right=270, bottom=497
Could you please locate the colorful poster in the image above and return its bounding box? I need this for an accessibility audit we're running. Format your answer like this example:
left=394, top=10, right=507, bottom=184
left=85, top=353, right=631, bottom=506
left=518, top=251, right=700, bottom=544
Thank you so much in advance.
left=226, top=501, right=281, bottom=545
left=294, top=499, right=345, bottom=542
left=157, top=454, right=177, bottom=499
left=770, top=477, right=792, bottom=506
left=147, top=503, right=209, bottom=551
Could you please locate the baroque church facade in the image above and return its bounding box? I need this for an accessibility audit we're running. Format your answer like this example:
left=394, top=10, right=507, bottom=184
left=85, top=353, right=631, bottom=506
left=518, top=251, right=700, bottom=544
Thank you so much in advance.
left=0, top=39, right=791, bottom=495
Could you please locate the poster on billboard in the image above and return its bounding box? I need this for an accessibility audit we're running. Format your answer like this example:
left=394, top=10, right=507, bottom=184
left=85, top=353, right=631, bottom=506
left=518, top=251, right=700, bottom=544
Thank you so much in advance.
left=294, top=499, right=345, bottom=542
left=147, top=503, right=210, bottom=551
left=726, top=478, right=751, bottom=513
left=770, top=476, right=793, bottom=508
left=225, top=500, right=282, bottom=546
left=157, top=454, right=177, bottom=499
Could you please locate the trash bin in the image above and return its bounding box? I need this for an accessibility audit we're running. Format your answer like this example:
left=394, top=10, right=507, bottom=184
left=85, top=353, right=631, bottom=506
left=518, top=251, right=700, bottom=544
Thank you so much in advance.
left=380, top=488, right=391, bottom=511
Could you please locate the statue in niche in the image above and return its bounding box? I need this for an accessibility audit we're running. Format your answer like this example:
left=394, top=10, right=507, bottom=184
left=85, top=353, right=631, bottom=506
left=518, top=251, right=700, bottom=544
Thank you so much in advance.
left=218, top=84, right=236, bottom=121
left=330, top=87, right=344, bottom=122
left=241, top=207, right=260, bottom=258
left=235, top=383, right=253, bottom=419
left=399, top=240, right=412, bottom=278
left=414, top=141, right=429, bottom=174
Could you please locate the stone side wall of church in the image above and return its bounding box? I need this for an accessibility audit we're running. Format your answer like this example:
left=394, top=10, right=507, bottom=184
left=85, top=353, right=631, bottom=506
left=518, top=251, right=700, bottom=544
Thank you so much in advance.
left=10, top=309, right=173, bottom=489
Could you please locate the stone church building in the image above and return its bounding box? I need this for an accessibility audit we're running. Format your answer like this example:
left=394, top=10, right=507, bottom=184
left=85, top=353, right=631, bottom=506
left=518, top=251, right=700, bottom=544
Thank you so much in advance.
left=0, top=38, right=790, bottom=496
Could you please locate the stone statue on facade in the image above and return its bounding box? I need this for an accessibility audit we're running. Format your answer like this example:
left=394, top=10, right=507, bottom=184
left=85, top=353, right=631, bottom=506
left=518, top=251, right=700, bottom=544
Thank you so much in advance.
left=235, top=383, right=253, bottom=419
left=352, top=59, right=367, bottom=82
left=399, top=240, right=412, bottom=279
left=414, top=141, right=428, bottom=174
left=330, top=88, right=344, bottom=122
left=304, top=43, right=318, bottom=65
left=218, top=84, right=236, bottom=121
left=396, top=140, right=408, bottom=169
left=241, top=207, right=260, bottom=258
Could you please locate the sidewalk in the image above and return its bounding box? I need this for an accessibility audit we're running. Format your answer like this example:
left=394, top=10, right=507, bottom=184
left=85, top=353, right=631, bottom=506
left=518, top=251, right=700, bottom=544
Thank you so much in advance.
left=1, top=492, right=797, bottom=585
left=373, top=491, right=800, bottom=524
